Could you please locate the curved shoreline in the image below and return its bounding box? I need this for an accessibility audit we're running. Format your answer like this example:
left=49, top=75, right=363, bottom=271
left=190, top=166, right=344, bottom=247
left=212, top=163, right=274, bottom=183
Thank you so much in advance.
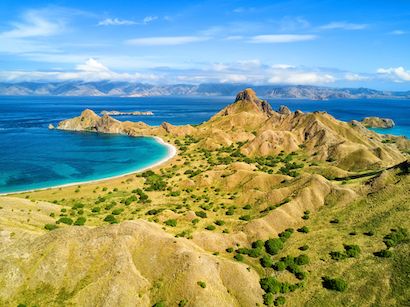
left=0, top=136, right=177, bottom=196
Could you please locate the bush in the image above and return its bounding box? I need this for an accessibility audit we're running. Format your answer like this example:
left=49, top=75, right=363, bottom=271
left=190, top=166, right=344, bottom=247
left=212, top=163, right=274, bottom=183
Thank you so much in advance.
left=260, top=276, right=282, bottom=294
left=280, top=281, right=291, bottom=293
left=92, top=207, right=101, bottom=213
left=192, top=218, right=200, bottom=225
left=298, top=226, right=309, bottom=233
left=331, top=217, right=342, bottom=223
left=345, top=244, right=361, bottom=257
left=261, top=255, right=273, bottom=268
left=223, top=229, right=230, bottom=233
left=153, top=303, right=164, bottom=307
left=375, top=249, right=393, bottom=258
left=112, top=209, right=124, bottom=215
left=243, top=204, right=251, bottom=210
left=302, top=215, right=310, bottom=220
left=197, top=281, right=206, bottom=288
left=366, top=230, right=376, bottom=236
left=384, top=227, right=409, bottom=248
left=58, top=217, right=73, bottom=225
left=287, top=264, right=301, bottom=274
left=273, top=261, right=287, bottom=271
left=45, top=224, right=58, bottom=231
left=282, top=255, right=294, bottom=266
left=104, top=215, right=116, bottom=222
left=330, top=250, right=348, bottom=261
left=295, top=254, right=310, bottom=265
left=265, top=238, right=284, bottom=255
left=206, top=225, right=216, bottom=230
left=215, top=220, right=225, bottom=226
left=179, top=300, right=186, bottom=307
left=165, top=219, right=178, bottom=227
left=323, top=276, right=348, bottom=292
left=248, top=248, right=262, bottom=258
left=226, top=247, right=234, bottom=253
left=252, top=240, right=264, bottom=249
left=72, top=203, right=84, bottom=209
left=239, top=215, right=251, bottom=221
left=299, top=245, right=309, bottom=251
left=263, top=292, right=274, bottom=305
left=279, top=231, right=292, bottom=239
left=195, top=211, right=207, bottom=218
left=304, top=210, right=311, bottom=215
left=274, top=296, right=286, bottom=306
left=74, top=217, right=86, bottom=226
left=234, top=254, right=244, bottom=261
left=295, top=271, right=309, bottom=280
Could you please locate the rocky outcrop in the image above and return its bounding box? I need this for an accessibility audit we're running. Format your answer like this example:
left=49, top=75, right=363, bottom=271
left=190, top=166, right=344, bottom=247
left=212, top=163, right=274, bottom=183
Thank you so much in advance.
left=277, top=105, right=291, bottom=115
left=101, top=110, right=153, bottom=116
left=48, top=124, right=54, bottom=130
left=361, top=117, right=395, bottom=128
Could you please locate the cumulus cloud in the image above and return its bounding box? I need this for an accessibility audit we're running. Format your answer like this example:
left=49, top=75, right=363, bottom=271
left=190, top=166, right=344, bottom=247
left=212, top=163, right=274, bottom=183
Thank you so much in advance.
left=248, top=34, right=317, bottom=43
left=125, top=36, right=211, bottom=46
left=319, top=21, right=368, bottom=30
left=390, top=30, right=405, bottom=35
left=377, top=67, right=410, bottom=82
left=97, top=18, right=137, bottom=26
left=344, top=74, right=369, bottom=81
left=0, top=58, right=161, bottom=82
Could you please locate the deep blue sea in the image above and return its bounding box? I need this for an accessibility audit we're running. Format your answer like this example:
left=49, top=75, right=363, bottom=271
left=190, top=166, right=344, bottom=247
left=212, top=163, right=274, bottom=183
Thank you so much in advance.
left=0, top=95, right=409, bottom=194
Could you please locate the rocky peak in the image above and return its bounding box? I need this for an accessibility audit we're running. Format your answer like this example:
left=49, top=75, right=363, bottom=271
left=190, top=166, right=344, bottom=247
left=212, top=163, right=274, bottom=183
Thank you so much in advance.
left=277, top=105, right=291, bottom=115
left=234, top=88, right=273, bottom=116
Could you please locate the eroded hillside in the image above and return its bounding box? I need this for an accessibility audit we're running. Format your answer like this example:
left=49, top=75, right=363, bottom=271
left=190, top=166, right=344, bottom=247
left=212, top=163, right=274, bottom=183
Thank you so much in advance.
left=1, top=89, right=410, bottom=307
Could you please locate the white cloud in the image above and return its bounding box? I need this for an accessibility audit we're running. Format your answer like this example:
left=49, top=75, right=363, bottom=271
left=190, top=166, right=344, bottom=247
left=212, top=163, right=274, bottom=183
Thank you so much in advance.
left=233, top=7, right=245, bottom=13
left=225, top=36, right=243, bottom=40
left=390, top=30, right=405, bottom=35
left=268, top=72, right=336, bottom=85
left=125, top=36, right=211, bottom=46
left=319, top=22, right=368, bottom=30
left=377, top=67, right=410, bottom=82
left=0, top=58, right=162, bottom=82
left=97, top=18, right=137, bottom=26
left=344, top=74, right=369, bottom=81
left=143, top=16, right=158, bottom=23
left=248, top=34, right=317, bottom=43
left=272, top=64, right=295, bottom=69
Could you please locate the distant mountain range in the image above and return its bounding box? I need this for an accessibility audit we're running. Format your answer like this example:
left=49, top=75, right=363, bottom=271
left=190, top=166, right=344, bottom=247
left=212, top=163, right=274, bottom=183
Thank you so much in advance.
left=0, top=81, right=409, bottom=99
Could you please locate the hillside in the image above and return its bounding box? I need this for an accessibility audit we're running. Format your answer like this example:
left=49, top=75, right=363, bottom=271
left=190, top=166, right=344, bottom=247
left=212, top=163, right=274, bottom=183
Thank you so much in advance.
left=1, top=89, right=410, bottom=306
left=1, top=81, right=410, bottom=99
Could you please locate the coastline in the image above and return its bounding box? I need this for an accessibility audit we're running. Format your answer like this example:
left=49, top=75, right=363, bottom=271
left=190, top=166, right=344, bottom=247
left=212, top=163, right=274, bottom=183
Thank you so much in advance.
left=0, top=136, right=177, bottom=196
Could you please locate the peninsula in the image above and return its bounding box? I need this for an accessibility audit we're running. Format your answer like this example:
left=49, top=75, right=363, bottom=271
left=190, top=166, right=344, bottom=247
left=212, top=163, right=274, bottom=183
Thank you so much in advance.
left=1, top=89, right=410, bottom=307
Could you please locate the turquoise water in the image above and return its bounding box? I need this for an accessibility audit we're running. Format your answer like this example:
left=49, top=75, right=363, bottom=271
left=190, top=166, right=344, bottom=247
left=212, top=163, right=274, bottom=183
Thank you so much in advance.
left=0, top=95, right=409, bottom=194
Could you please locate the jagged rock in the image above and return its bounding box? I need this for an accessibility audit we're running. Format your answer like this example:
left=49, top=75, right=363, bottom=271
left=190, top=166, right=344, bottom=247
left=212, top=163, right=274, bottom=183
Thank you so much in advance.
left=48, top=124, right=54, bottom=130
left=361, top=117, right=395, bottom=128
left=277, top=105, right=291, bottom=115
left=234, top=88, right=273, bottom=116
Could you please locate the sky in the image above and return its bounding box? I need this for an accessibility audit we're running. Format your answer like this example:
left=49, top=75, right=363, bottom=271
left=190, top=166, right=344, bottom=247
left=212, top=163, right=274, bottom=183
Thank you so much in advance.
left=0, top=0, right=410, bottom=90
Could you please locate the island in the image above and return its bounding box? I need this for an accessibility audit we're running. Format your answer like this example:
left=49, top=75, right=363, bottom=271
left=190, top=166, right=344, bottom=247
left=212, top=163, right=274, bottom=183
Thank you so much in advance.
left=2, top=89, right=410, bottom=307
left=100, top=110, right=153, bottom=116
left=361, top=116, right=395, bottom=128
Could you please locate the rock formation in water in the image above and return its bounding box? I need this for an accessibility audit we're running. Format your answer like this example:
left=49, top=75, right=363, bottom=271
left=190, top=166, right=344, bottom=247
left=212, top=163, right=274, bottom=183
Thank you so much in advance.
left=361, top=117, right=395, bottom=128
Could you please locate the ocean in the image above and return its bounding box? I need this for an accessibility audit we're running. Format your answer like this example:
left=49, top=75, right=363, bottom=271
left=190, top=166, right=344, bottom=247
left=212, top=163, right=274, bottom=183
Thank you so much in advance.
left=0, top=95, right=409, bottom=194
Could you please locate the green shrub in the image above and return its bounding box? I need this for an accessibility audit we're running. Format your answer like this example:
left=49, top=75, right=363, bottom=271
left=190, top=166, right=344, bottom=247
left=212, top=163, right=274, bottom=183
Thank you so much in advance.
left=239, top=215, right=251, bottom=221
left=223, top=229, right=230, bottom=233
left=72, top=203, right=84, bottom=209
left=45, top=224, right=58, bottom=231
left=92, top=207, right=101, bottom=213
left=345, top=244, right=361, bottom=257
left=287, top=264, right=301, bottom=274
left=260, top=255, right=273, bottom=268
left=197, top=281, right=206, bottom=288
left=383, top=227, right=409, bottom=248
left=298, top=226, right=309, bottom=233
left=49, top=213, right=55, bottom=218
left=61, top=208, right=67, bottom=212
left=179, top=300, right=186, bottom=307
left=226, top=247, right=234, bottom=253
left=206, top=225, right=216, bottom=230
left=274, top=296, right=286, bottom=306
left=74, top=217, right=86, bottom=226
left=263, top=292, right=274, bottom=305
left=295, top=271, right=309, bottom=280
left=234, top=254, right=244, bottom=261
left=295, top=254, right=310, bottom=265
left=279, top=231, right=292, bottom=239
left=260, top=276, right=282, bottom=294
left=286, top=228, right=295, bottom=233
left=375, top=249, right=393, bottom=258
left=331, top=217, right=342, bottom=223
left=299, top=245, right=309, bottom=251
left=366, top=230, right=376, bottom=236
left=280, top=281, right=291, bottom=293
left=243, top=204, right=251, bottom=210
left=304, top=210, right=311, bottom=215
left=195, top=211, right=207, bottom=218
left=323, top=276, right=348, bottom=292
left=330, top=250, right=348, bottom=261
left=112, top=209, right=124, bottom=215
left=282, top=255, right=294, bottom=266
left=302, top=215, right=310, bottom=220
left=248, top=248, right=262, bottom=258
left=252, top=240, right=264, bottom=249
left=192, top=218, right=200, bottom=225
left=265, top=238, right=284, bottom=255
left=153, top=302, right=164, bottom=307
left=58, top=217, right=73, bottom=225
left=104, top=215, right=116, bottom=222
left=215, top=220, right=225, bottom=226
left=226, top=208, right=235, bottom=215
left=165, top=219, right=178, bottom=227
left=273, top=261, right=287, bottom=271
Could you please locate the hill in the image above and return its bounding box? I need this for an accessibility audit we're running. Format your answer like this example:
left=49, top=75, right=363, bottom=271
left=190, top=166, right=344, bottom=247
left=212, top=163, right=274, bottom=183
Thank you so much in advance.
left=1, top=89, right=410, bottom=306
left=1, top=81, right=410, bottom=99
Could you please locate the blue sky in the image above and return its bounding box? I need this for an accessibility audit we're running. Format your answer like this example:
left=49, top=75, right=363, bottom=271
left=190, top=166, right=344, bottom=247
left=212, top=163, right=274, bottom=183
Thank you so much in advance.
left=0, top=0, right=410, bottom=90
